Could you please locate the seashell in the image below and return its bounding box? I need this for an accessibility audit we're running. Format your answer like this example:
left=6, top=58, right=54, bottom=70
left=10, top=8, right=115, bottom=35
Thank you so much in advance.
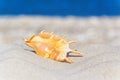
left=23, top=31, right=81, bottom=64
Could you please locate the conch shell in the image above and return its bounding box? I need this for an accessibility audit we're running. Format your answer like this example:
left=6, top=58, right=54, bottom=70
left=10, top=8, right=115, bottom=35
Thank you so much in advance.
left=23, top=31, right=81, bottom=64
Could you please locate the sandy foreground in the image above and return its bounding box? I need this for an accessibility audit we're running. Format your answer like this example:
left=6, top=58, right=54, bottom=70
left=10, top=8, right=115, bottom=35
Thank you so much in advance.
left=0, top=16, right=120, bottom=80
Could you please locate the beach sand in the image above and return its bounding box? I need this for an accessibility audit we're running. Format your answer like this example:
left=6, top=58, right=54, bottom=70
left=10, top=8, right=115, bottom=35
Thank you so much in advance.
left=0, top=16, right=120, bottom=80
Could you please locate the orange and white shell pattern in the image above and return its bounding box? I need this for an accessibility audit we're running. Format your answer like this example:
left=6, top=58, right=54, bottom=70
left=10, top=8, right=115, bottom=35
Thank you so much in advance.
left=24, top=31, right=81, bottom=63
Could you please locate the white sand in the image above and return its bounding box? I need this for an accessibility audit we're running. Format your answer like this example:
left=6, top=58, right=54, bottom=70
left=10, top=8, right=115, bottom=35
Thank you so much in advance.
left=0, top=16, right=120, bottom=80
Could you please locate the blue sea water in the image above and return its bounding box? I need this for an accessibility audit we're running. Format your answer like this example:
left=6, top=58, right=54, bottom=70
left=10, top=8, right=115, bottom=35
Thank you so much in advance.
left=0, top=0, right=120, bottom=16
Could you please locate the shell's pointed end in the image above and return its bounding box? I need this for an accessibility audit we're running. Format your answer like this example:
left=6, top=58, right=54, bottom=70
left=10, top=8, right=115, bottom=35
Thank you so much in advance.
left=68, top=61, right=74, bottom=64
left=68, top=40, right=76, bottom=44
left=23, top=38, right=28, bottom=42
left=40, top=30, right=45, bottom=34
left=29, top=34, right=35, bottom=40
left=23, top=34, right=35, bottom=42
left=70, top=50, right=80, bottom=54
left=65, top=58, right=73, bottom=64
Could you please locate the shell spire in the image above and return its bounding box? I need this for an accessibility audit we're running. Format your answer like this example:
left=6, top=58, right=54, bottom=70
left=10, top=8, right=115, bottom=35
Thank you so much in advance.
left=23, top=31, right=81, bottom=64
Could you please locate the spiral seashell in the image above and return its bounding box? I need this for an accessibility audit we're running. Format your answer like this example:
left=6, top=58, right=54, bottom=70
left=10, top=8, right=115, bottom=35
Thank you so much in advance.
left=23, top=31, right=81, bottom=64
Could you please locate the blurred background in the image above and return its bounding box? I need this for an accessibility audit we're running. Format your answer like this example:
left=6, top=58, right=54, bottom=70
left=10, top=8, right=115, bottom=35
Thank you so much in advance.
left=0, top=0, right=120, bottom=46
left=0, top=0, right=120, bottom=16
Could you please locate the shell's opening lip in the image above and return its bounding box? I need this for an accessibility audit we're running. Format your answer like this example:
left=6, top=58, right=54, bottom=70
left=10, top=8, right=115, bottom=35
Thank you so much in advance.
left=23, top=38, right=29, bottom=43
left=66, top=51, right=83, bottom=57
